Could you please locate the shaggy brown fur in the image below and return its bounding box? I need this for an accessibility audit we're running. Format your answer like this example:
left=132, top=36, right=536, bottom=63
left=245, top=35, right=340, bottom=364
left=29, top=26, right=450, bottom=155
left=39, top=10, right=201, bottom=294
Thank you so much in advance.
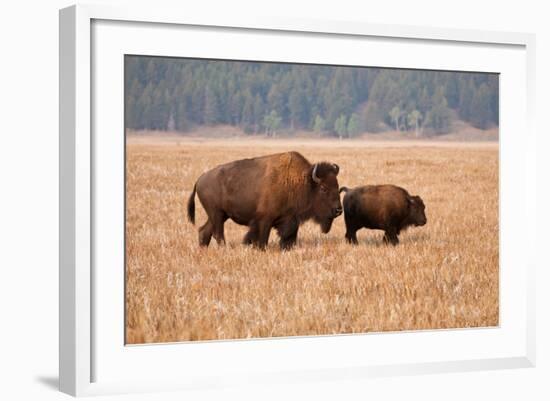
left=340, top=185, right=427, bottom=245
left=188, top=151, right=342, bottom=250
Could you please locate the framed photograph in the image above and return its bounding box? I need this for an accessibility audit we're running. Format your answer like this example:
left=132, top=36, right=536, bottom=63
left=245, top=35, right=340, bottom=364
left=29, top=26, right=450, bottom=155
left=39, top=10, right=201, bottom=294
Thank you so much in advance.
left=59, top=4, right=536, bottom=396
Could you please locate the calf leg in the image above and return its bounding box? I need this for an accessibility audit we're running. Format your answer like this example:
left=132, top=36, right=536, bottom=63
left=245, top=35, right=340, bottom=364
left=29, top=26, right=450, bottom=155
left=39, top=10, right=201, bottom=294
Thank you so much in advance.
left=280, top=230, right=298, bottom=250
left=344, top=213, right=359, bottom=245
left=198, top=220, right=213, bottom=247
left=383, top=228, right=399, bottom=245
left=345, top=228, right=359, bottom=245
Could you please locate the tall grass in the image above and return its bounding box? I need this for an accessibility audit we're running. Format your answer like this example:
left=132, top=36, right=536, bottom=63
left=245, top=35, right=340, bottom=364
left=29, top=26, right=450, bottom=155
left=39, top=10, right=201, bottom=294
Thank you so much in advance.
left=125, top=137, right=498, bottom=344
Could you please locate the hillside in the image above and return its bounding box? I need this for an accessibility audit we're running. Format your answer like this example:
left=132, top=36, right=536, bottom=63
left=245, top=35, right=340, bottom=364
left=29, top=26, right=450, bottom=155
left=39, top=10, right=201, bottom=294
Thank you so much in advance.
left=125, top=57, right=499, bottom=137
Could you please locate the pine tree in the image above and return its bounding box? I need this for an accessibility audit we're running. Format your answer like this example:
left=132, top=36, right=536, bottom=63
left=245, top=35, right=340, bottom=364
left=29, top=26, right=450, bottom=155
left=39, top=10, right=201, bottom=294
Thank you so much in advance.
left=288, top=87, right=306, bottom=130
left=407, top=110, right=422, bottom=137
left=347, top=113, right=361, bottom=138
left=389, top=106, right=401, bottom=132
left=334, top=114, right=347, bottom=139
left=363, top=101, right=383, bottom=132
left=313, top=115, right=326, bottom=135
left=470, top=83, right=492, bottom=129
left=458, top=78, right=475, bottom=121
left=425, top=87, right=452, bottom=134
left=241, top=92, right=255, bottom=134
left=267, top=84, right=285, bottom=123
left=203, top=86, right=219, bottom=125
left=253, top=94, right=265, bottom=133
left=262, top=110, right=282, bottom=137
left=228, top=92, right=242, bottom=125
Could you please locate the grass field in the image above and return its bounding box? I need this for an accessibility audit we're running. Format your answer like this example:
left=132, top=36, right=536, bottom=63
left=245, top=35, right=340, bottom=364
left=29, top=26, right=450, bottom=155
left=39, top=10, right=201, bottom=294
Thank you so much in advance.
left=125, top=135, right=499, bottom=344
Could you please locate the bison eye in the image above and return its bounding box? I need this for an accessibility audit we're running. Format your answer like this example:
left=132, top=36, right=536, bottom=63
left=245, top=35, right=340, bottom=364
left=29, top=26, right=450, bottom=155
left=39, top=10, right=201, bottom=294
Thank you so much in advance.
left=320, top=186, right=328, bottom=194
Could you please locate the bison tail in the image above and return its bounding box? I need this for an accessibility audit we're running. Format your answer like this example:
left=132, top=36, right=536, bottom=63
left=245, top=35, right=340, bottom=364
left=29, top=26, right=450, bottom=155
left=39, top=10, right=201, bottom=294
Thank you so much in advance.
left=187, top=183, right=197, bottom=225
left=339, top=186, right=349, bottom=194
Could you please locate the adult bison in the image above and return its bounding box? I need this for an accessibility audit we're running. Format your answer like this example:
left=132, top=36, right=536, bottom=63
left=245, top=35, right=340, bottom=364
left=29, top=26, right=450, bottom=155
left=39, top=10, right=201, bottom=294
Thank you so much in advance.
left=340, top=185, right=426, bottom=245
left=187, top=151, right=342, bottom=250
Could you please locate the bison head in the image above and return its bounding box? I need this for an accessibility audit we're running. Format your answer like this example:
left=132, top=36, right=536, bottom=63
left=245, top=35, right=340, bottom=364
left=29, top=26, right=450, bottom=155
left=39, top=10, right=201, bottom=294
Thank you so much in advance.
left=310, top=162, right=342, bottom=233
left=407, top=195, right=427, bottom=226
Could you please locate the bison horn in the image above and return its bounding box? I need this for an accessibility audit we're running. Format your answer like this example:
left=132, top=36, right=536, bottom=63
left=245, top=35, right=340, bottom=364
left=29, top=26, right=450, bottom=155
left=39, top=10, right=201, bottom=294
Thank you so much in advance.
left=312, top=163, right=321, bottom=184
left=332, top=163, right=339, bottom=175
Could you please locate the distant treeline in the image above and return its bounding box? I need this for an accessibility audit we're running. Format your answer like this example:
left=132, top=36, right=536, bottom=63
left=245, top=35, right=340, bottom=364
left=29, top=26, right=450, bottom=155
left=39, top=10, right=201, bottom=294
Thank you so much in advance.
left=125, top=56, right=499, bottom=137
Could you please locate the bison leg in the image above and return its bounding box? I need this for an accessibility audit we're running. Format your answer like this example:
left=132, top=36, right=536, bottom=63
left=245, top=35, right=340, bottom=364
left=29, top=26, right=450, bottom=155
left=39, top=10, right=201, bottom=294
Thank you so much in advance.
left=243, top=223, right=258, bottom=245
left=198, top=220, right=213, bottom=247
left=244, top=219, right=272, bottom=249
left=256, top=219, right=273, bottom=250
left=383, top=228, right=399, bottom=245
left=276, top=218, right=299, bottom=250
left=211, top=212, right=227, bottom=246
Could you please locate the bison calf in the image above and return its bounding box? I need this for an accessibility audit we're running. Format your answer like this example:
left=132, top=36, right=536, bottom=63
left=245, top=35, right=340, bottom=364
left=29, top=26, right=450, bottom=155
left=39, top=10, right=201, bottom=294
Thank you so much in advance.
left=340, top=185, right=426, bottom=245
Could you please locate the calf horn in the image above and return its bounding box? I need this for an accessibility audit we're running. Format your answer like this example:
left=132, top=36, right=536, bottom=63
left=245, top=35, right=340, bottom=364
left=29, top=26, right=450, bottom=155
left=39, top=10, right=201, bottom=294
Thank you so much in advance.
left=312, top=163, right=321, bottom=184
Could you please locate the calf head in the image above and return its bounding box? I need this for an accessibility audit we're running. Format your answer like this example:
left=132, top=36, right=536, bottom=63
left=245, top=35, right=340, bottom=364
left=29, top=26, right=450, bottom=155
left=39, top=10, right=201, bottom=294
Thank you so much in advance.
left=407, top=195, right=427, bottom=226
left=310, top=162, right=342, bottom=233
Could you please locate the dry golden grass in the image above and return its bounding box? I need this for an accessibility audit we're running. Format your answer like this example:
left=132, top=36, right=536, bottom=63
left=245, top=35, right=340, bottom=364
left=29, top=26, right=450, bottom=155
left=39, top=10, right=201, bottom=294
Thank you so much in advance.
left=125, top=136, right=499, bottom=344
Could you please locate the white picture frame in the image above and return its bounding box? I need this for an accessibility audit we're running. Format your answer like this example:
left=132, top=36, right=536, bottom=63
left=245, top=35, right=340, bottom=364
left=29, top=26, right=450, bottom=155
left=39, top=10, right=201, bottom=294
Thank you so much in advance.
left=59, top=4, right=536, bottom=397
